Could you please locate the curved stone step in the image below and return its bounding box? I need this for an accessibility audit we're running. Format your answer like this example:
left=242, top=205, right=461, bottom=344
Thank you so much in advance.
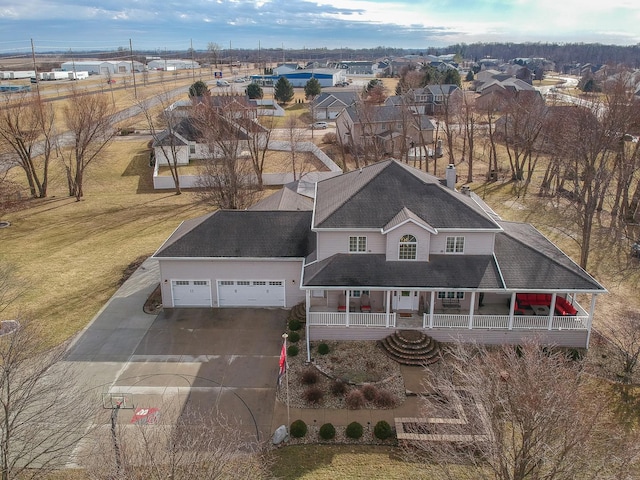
left=378, top=331, right=442, bottom=366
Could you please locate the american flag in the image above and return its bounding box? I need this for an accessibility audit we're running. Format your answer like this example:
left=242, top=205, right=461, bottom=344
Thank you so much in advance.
left=277, top=342, right=287, bottom=388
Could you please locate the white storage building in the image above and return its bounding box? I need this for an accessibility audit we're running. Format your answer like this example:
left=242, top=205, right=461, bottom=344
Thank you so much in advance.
left=147, top=59, right=200, bottom=71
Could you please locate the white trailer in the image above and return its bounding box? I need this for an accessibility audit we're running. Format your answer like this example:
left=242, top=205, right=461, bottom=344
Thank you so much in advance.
left=68, top=71, right=89, bottom=80
left=10, top=71, right=35, bottom=79
left=46, top=71, right=69, bottom=81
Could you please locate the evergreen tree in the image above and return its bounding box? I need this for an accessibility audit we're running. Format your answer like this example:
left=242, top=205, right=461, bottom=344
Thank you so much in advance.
left=304, top=77, right=321, bottom=99
left=274, top=77, right=294, bottom=104
left=188, top=80, right=210, bottom=98
left=246, top=83, right=263, bottom=99
left=465, top=70, right=475, bottom=82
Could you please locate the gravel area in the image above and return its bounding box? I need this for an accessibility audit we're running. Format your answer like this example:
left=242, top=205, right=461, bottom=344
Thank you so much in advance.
left=276, top=338, right=406, bottom=409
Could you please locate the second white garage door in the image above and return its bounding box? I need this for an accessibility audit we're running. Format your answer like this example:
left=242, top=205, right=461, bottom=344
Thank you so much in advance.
left=218, top=280, right=285, bottom=307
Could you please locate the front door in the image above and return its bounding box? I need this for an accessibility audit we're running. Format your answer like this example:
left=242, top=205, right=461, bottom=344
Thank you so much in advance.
left=394, top=290, right=416, bottom=310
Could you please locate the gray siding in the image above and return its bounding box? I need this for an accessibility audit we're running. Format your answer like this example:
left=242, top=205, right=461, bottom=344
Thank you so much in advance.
left=158, top=258, right=305, bottom=307
left=309, top=326, right=588, bottom=348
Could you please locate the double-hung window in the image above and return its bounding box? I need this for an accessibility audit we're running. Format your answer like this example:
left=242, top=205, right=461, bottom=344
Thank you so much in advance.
left=349, top=236, right=367, bottom=253
left=445, top=236, right=464, bottom=254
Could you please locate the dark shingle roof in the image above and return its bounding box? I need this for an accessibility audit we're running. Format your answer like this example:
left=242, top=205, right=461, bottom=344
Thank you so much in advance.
left=303, top=254, right=502, bottom=289
left=494, top=221, right=605, bottom=292
left=154, top=211, right=314, bottom=258
left=313, top=160, right=501, bottom=230
left=249, top=182, right=314, bottom=211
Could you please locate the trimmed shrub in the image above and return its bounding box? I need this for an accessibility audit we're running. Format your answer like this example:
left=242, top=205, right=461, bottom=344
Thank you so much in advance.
left=290, top=419, right=307, bottom=438
left=374, top=420, right=393, bottom=440
left=330, top=379, right=347, bottom=396
left=287, top=344, right=299, bottom=357
left=300, top=368, right=319, bottom=385
left=345, top=389, right=365, bottom=410
left=361, top=384, right=378, bottom=402
left=319, top=423, right=336, bottom=440
left=303, top=386, right=324, bottom=405
left=322, top=132, right=337, bottom=144
left=288, top=318, right=302, bottom=331
left=345, top=421, right=363, bottom=439
left=373, top=389, right=396, bottom=408
left=288, top=331, right=300, bottom=343
left=318, top=343, right=330, bottom=355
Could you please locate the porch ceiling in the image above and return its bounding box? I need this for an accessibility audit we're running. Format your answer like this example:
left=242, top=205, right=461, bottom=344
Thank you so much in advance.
left=302, top=253, right=503, bottom=289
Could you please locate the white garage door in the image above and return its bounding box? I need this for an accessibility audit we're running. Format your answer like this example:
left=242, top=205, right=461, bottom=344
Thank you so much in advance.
left=171, top=280, right=212, bottom=307
left=218, top=280, right=285, bottom=307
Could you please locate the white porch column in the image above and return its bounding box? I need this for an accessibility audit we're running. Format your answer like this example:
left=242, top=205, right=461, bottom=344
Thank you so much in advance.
left=548, top=293, right=557, bottom=330
left=385, top=290, right=391, bottom=328
left=468, top=292, right=476, bottom=329
left=345, top=290, right=350, bottom=327
left=586, top=294, right=598, bottom=346
left=508, top=292, right=516, bottom=330
left=429, top=291, right=435, bottom=328
left=305, top=290, right=311, bottom=362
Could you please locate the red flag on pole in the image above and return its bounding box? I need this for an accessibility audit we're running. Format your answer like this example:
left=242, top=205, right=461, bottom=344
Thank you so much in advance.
left=277, top=342, right=287, bottom=388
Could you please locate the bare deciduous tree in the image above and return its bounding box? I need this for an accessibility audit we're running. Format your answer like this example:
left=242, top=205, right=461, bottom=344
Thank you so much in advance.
left=600, top=309, right=640, bottom=384
left=404, top=341, right=640, bottom=480
left=82, top=402, right=270, bottom=480
left=58, top=88, right=115, bottom=200
left=0, top=319, right=96, bottom=480
left=0, top=92, right=55, bottom=199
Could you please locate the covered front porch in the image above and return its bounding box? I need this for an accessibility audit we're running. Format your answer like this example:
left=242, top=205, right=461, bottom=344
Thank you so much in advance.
left=304, top=288, right=595, bottom=354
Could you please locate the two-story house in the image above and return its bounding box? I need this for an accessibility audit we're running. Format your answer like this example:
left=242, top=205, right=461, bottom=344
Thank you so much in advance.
left=153, top=160, right=606, bottom=358
left=336, top=105, right=436, bottom=157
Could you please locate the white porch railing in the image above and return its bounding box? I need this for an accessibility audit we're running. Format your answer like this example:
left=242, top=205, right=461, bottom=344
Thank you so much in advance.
left=308, top=312, right=395, bottom=327
left=426, top=314, right=589, bottom=330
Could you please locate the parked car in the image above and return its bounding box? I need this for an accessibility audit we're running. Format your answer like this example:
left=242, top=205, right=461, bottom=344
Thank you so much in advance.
left=216, top=80, right=230, bottom=87
left=310, top=121, right=328, bottom=129
left=335, top=81, right=350, bottom=87
left=234, top=77, right=245, bottom=83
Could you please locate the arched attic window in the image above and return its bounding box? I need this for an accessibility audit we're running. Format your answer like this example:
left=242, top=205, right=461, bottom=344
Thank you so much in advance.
left=399, top=234, right=417, bottom=260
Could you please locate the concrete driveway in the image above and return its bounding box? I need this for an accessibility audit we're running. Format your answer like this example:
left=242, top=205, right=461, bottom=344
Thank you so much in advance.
left=64, top=258, right=288, bottom=445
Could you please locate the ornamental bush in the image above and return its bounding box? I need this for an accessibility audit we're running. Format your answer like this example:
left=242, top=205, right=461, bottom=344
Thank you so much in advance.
left=361, top=384, right=378, bottom=401
left=288, top=331, right=300, bottom=343
left=373, top=389, right=396, bottom=408
left=318, top=342, right=330, bottom=355
left=287, top=344, right=299, bottom=357
left=288, top=318, right=302, bottom=331
left=300, top=368, right=319, bottom=385
left=319, top=423, right=336, bottom=440
left=374, top=420, right=393, bottom=440
left=303, top=386, right=324, bottom=405
left=290, top=419, right=307, bottom=438
left=330, top=379, right=347, bottom=396
left=345, top=389, right=365, bottom=410
left=345, top=421, right=363, bottom=439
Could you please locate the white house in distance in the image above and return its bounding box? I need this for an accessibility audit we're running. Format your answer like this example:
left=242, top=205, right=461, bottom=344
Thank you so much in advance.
left=153, top=160, right=606, bottom=356
left=147, top=59, right=200, bottom=71
left=251, top=66, right=346, bottom=88
left=60, top=60, right=144, bottom=75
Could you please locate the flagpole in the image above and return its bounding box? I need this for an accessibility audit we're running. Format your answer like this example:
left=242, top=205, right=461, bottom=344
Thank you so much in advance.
left=282, top=332, right=290, bottom=433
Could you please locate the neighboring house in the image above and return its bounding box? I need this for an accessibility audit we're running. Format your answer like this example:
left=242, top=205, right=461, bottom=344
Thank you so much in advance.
left=411, top=84, right=463, bottom=115
left=336, top=104, right=436, bottom=156
left=153, top=160, right=606, bottom=354
left=311, top=91, right=359, bottom=120
left=475, top=78, right=544, bottom=112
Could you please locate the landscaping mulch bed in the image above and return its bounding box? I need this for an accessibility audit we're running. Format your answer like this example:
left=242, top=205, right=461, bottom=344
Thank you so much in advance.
left=277, top=337, right=406, bottom=410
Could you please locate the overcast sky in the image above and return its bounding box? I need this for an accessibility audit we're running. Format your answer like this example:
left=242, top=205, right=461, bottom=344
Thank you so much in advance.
left=1, top=0, right=639, bottom=54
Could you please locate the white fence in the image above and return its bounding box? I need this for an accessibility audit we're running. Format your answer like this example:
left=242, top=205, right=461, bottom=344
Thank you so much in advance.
left=308, top=312, right=395, bottom=327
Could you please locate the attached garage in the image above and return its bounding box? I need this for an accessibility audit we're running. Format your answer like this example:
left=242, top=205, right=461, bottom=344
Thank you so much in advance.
left=218, top=280, right=285, bottom=307
left=171, top=280, right=212, bottom=307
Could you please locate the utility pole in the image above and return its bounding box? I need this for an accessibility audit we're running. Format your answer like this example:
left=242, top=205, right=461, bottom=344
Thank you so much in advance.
left=30, top=38, right=41, bottom=98
left=190, top=38, right=195, bottom=81
left=129, top=38, right=137, bottom=98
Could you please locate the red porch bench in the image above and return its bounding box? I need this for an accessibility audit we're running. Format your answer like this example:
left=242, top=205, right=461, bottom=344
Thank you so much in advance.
left=514, top=293, right=577, bottom=316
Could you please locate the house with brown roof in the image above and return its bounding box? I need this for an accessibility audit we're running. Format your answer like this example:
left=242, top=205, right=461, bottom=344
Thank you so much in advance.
left=153, top=160, right=606, bottom=356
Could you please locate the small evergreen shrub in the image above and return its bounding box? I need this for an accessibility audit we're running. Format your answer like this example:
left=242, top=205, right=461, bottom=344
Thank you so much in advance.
left=330, top=379, right=347, bottom=396
left=374, top=420, right=393, bottom=440
left=287, top=344, right=299, bottom=357
left=319, top=423, right=336, bottom=440
left=345, top=421, right=363, bottom=439
left=361, top=384, right=378, bottom=401
left=373, top=389, right=396, bottom=408
left=288, top=318, right=302, bottom=331
left=290, top=419, right=307, bottom=438
left=288, top=331, right=300, bottom=343
left=303, top=386, right=324, bottom=404
left=318, top=342, right=330, bottom=355
left=345, top=389, right=365, bottom=409
left=300, top=368, right=319, bottom=385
